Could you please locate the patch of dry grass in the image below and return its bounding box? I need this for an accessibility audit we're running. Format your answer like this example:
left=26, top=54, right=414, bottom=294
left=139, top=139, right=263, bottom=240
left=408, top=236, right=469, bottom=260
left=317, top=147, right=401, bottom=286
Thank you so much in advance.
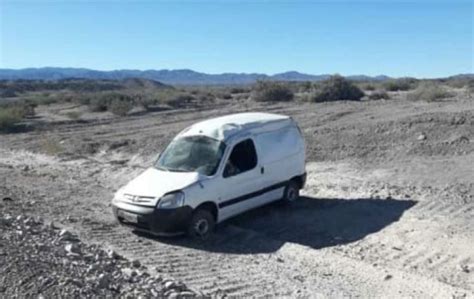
left=408, top=84, right=455, bottom=102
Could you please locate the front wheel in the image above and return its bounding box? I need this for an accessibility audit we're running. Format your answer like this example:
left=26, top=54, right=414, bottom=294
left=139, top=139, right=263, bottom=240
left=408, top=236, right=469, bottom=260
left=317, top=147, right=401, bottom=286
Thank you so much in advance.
left=282, top=181, right=300, bottom=203
left=187, top=209, right=215, bottom=240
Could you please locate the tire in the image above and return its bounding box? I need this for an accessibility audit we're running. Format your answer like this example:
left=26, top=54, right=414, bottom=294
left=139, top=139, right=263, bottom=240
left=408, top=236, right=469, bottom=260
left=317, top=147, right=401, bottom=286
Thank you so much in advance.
left=282, top=180, right=300, bottom=204
left=187, top=209, right=215, bottom=240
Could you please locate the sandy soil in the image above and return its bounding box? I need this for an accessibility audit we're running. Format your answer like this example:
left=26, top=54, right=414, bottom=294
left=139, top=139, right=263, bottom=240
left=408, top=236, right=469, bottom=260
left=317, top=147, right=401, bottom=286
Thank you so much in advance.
left=1, top=90, right=473, bottom=297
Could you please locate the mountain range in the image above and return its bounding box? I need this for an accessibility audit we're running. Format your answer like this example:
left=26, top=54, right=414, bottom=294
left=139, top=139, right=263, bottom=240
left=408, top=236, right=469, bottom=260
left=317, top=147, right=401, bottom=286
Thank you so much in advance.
left=0, top=67, right=393, bottom=85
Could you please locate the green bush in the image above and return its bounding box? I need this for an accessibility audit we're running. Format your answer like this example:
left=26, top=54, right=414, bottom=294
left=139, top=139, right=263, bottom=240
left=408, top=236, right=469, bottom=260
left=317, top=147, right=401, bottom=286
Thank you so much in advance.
left=0, top=107, right=24, bottom=132
left=0, top=88, right=17, bottom=97
left=467, top=80, right=474, bottom=96
left=252, top=81, right=294, bottom=102
left=108, top=98, right=133, bottom=116
left=230, top=87, right=249, bottom=94
left=166, top=94, right=195, bottom=108
left=368, top=90, right=390, bottom=100
left=89, top=95, right=109, bottom=112
left=221, top=93, right=232, bottom=100
left=361, top=83, right=376, bottom=91
left=197, top=93, right=215, bottom=103
left=383, top=78, right=418, bottom=91
left=407, top=83, right=455, bottom=102
left=87, top=92, right=133, bottom=113
left=312, top=76, right=364, bottom=102
left=65, top=111, right=82, bottom=120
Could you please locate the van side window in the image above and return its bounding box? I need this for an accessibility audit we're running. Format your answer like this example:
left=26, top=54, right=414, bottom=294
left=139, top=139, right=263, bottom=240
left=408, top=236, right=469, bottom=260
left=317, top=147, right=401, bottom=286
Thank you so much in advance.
left=223, top=139, right=257, bottom=178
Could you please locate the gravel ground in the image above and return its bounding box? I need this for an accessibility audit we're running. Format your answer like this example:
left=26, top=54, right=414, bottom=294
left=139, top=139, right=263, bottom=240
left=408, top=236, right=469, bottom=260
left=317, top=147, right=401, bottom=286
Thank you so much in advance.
left=0, top=88, right=473, bottom=297
left=0, top=213, right=200, bottom=298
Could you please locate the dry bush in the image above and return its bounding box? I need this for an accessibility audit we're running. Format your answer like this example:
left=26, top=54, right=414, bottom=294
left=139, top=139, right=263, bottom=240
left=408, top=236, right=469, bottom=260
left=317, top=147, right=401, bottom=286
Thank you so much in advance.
left=0, top=102, right=36, bottom=132
left=88, top=95, right=109, bottom=112
left=368, top=90, right=390, bottom=100
left=40, top=138, right=64, bottom=155
left=383, top=78, right=418, bottom=91
left=407, top=83, right=455, bottom=102
left=252, top=81, right=294, bottom=102
left=444, top=77, right=474, bottom=89
left=221, top=93, right=232, bottom=100
left=0, top=107, right=22, bottom=132
left=312, top=76, right=364, bottom=102
left=360, top=83, right=376, bottom=91
left=87, top=92, right=133, bottom=113
left=0, top=88, right=17, bottom=97
left=197, top=93, right=215, bottom=104
left=466, top=81, right=474, bottom=96
left=230, top=87, right=249, bottom=94
left=65, top=111, right=82, bottom=120
left=108, top=99, right=133, bottom=116
left=165, top=93, right=196, bottom=108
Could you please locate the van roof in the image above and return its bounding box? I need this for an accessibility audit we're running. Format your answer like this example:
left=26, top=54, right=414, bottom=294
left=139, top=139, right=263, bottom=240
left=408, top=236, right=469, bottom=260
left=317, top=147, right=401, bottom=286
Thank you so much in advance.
left=177, top=112, right=292, bottom=142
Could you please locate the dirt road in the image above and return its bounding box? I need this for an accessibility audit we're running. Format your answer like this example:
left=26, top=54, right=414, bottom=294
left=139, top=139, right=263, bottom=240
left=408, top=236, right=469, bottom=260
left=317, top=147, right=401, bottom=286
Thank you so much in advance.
left=1, top=91, right=473, bottom=297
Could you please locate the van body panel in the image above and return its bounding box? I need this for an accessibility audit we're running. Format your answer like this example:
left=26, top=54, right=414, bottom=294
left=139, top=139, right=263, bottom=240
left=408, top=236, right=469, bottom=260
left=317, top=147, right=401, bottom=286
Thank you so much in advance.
left=117, top=167, right=201, bottom=207
left=177, top=112, right=292, bottom=142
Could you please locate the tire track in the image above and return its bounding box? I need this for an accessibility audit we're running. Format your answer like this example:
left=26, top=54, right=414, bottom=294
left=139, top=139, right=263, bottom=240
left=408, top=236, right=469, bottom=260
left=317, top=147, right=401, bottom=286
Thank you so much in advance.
left=83, top=223, right=297, bottom=297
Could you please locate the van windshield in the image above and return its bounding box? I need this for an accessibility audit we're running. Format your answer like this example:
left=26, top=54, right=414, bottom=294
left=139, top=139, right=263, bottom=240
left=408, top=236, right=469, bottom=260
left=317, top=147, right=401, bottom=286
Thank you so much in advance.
left=155, top=136, right=226, bottom=176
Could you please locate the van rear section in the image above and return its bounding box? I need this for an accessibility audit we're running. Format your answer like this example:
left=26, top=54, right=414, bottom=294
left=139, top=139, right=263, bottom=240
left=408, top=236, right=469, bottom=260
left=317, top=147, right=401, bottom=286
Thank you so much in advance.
left=253, top=121, right=306, bottom=188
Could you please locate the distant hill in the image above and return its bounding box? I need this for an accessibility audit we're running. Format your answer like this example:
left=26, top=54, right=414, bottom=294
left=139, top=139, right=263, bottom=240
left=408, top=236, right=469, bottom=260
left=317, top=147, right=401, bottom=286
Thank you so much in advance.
left=0, top=77, right=172, bottom=95
left=0, top=67, right=395, bottom=85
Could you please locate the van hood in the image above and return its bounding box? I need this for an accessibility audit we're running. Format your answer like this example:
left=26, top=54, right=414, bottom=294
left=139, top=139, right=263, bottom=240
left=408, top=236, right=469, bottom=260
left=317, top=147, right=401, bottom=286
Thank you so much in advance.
left=120, top=167, right=201, bottom=205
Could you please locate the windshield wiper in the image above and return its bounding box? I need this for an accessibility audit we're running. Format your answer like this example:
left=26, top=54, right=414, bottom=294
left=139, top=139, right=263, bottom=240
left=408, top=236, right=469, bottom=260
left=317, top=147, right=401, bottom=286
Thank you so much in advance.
left=154, top=165, right=169, bottom=172
left=166, top=167, right=190, bottom=173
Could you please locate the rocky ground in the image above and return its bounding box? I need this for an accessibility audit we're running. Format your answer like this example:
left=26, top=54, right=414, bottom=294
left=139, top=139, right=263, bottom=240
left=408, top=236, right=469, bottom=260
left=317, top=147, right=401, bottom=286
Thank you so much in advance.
left=0, top=88, right=473, bottom=297
left=0, top=213, right=200, bottom=298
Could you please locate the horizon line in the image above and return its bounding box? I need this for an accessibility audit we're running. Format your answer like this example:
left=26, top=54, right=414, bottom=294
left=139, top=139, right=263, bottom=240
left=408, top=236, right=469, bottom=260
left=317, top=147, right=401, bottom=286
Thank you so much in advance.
left=1, top=66, right=472, bottom=80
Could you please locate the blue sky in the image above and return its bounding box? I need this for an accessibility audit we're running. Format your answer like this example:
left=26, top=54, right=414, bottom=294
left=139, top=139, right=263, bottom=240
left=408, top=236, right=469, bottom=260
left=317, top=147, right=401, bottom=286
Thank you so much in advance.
left=0, top=0, right=472, bottom=78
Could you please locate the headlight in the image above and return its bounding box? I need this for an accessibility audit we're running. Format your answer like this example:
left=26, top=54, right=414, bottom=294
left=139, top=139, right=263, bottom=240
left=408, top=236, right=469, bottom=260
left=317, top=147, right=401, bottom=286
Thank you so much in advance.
left=156, top=192, right=185, bottom=209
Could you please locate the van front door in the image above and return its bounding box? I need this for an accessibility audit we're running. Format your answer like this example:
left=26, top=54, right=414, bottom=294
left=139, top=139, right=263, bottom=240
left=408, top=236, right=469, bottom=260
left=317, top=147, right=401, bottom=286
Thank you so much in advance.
left=217, top=138, right=263, bottom=219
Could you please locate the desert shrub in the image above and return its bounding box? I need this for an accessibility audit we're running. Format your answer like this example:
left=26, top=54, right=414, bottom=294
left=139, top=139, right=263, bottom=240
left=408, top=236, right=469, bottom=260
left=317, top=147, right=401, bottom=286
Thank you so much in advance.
left=230, top=87, right=249, bottom=94
left=298, top=93, right=314, bottom=102
left=197, top=93, right=215, bottom=103
left=312, top=76, right=364, bottom=102
left=383, top=78, right=418, bottom=91
left=221, top=93, right=232, bottom=100
left=40, top=138, right=64, bottom=155
left=368, top=90, right=390, bottom=100
left=87, top=92, right=133, bottom=113
left=0, top=88, right=17, bottom=97
left=65, top=111, right=82, bottom=120
left=360, top=83, right=376, bottom=91
left=108, top=98, right=133, bottom=116
left=88, top=95, right=109, bottom=112
left=0, top=107, right=23, bottom=132
left=444, top=77, right=474, bottom=89
left=73, top=94, right=92, bottom=106
left=39, top=95, right=60, bottom=105
left=407, top=83, right=455, bottom=102
left=252, top=81, right=294, bottom=102
left=166, top=94, right=195, bottom=108
left=467, top=81, right=474, bottom=95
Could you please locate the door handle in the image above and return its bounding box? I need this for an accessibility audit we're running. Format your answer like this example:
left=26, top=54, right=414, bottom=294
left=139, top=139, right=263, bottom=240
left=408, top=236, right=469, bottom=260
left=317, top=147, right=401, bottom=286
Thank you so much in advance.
left=261, top=167, right=265, bottom=174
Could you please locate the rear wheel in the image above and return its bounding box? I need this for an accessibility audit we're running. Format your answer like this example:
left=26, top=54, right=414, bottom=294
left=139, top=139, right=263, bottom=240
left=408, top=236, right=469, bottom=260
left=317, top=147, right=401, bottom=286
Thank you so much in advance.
left=282, top=180, right=300, bottom=203
left=187, top=209, right=215, bottom=240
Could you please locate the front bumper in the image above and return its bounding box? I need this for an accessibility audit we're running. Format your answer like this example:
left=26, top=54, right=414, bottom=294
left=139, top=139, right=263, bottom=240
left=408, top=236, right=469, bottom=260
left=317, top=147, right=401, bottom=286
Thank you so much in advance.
left=112, top=201, right=193, bottom=235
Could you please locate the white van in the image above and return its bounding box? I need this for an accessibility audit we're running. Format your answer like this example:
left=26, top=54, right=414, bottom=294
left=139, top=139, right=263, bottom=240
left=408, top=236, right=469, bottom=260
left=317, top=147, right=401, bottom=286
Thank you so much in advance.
left=112, top=112, right=306, bottom=238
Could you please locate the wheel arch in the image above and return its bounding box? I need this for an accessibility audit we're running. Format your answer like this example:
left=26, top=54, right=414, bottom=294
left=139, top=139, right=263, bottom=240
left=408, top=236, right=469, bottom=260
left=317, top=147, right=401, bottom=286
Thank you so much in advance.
left=195, top=201, right=218, bottom=221
left=290, top=173, right=306, bottom=189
